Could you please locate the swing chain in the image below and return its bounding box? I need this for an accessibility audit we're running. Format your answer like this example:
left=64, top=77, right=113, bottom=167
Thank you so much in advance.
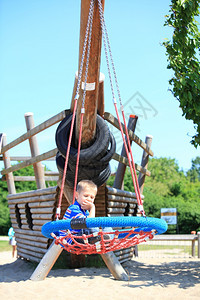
left=72, top=1, right=94, bottom=203
left=97, top=0, right=116, bottom=103
left=75, top=0, right=95, bottom=100
left=97, top=0, right=145, bottom=216
left=82, top=0, right=94, bottom=108
left=56, top=0, right=95, bottom=219
left=97, top=0, right=122, bottom=107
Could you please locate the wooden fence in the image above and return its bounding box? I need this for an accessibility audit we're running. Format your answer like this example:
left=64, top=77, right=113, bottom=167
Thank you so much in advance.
left=138, top=234, right=200, bottom=259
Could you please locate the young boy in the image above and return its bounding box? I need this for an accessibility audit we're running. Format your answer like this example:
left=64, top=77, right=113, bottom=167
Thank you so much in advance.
left=60, top=180, right=100, bottom=244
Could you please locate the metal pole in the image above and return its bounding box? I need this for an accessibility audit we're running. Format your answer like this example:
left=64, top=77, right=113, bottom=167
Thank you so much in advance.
left=198, top=232, right=200, bottom=259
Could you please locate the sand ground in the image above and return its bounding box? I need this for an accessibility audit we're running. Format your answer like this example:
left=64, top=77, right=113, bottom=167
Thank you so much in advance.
left=0, top=250, right=200, bottom=300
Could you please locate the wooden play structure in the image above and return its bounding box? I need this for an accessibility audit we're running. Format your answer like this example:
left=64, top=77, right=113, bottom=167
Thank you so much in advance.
left=0, top=0, right=155, bottom=280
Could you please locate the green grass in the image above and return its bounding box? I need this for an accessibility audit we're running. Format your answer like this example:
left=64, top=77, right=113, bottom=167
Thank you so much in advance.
left=0, top=241, right=12, bottom=252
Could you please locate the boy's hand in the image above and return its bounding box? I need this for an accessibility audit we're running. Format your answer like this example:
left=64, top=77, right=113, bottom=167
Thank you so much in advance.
left=81, top=200, right=95, bottom=218
left=81, top=199, right=94, bottom=211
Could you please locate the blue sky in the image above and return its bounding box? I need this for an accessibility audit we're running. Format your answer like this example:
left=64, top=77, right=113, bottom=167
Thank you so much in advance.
left=0, top=0, right=199, bottom=174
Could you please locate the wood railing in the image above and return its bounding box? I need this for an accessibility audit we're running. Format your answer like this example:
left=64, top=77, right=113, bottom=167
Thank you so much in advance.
left=0, top=110, right=153, bottom=192
left=143, top=233, right=200, bottom=258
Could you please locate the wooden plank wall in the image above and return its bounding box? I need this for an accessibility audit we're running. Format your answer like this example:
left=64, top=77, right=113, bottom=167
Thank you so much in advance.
left=95, top=183, right=106, bottom=217
left=7, top=186, right=68, bottom=262
left=105, top=186, right=141, bottom=264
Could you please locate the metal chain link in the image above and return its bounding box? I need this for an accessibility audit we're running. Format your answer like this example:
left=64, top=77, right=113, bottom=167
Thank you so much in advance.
left=97, top=0, right=145, bottom=215
left=97, top=0, right=116, bottom=103
left=82, top=0, right=94, bottom=108
left=101, top=9, right=123, bottom=107
left=98, top=0, right=122, bottom=106
left=75, top=0, right=95, bottom=100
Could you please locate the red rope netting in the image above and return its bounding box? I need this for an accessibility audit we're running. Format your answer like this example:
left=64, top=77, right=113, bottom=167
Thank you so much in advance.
left=51, top=228, right=156, bottom=255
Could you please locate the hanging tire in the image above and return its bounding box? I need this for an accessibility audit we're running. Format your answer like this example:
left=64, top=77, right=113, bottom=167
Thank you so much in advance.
left=69, top=131, right=116, bottom=169
left=68, top=161, right=107, bottom=177
left=92, top=164, right=111, bottom=186
left=56, top=151, right=111, bottom=187
left=56, top=114, right=111, bottom=163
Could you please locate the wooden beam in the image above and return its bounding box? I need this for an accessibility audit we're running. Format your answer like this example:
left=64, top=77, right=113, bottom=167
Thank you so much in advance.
left=25, top=112, right=46, bottom=189
left=112, top=153, right=151, bottom=176
left=106, top=186, right=144, bottom=199
left=74, top=0, right=105, bottom=147
left=7, top=186, right=57, bottom=199
left=1, top=110, right=69, bottom=154
left=0, top=156, right=56, bottom=161
left=1, top=175, right=59, bottom=182
left=138, top=135, right=153, bottom=194
left=30, top=241, right=63, bottom=281
left=104, top=112, right=154, bottom=156
left=114, top=115, right=138, bottom=189
left=1, top=148, right=57, bottom=175
left=107, top=195, right=137, bottom=204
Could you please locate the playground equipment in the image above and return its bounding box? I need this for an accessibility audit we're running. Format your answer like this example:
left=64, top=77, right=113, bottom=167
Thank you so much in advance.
left=0, top=0, right=167, bottom=281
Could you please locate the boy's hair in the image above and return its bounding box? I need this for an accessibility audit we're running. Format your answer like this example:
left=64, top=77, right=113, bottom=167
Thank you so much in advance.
left=77, top=180, right=97, bottom=194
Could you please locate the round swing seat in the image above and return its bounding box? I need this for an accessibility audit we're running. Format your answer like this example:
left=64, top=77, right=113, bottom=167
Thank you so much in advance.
left=42, top=216, right=168, bottom=255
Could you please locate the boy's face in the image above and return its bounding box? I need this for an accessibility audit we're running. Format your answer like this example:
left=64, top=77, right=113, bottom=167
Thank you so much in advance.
left=75, top=187, right=97, bottom=210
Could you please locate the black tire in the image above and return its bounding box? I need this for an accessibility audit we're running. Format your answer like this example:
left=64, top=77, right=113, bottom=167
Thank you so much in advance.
left=69, top=132, right=116, bottom=170
left=92, top=164, right=111, bottom=186
left=56, top=151, right=111, bottom=187
left=91, top=131, right=116, bottom=167
left=75, top=131, right=116, bottom=169
left=56, top=114, right=110, bottom=163
left=68, top=161, right=107, bottom=178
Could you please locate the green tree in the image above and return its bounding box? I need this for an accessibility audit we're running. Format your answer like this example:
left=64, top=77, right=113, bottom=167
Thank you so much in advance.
left=107, top=157, right=200, bottom=233
left=187, top=156, right=200, bottom=181
left=163, top=0, right=200, bottom=147
left=0, top=180, right=11, bottom=235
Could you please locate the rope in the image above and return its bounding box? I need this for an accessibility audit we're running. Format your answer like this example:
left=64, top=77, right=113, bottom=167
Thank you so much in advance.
left=42, top=215, right=168, bottom=255
left=72, top=0, right=94, bottom=203
left=97, top=0, right=145, bottom=216
left=72, top=1, right=94, bottom=203
left=54, top=228, right=156, bottom=255
left=56, top=0, right=95, bottom=218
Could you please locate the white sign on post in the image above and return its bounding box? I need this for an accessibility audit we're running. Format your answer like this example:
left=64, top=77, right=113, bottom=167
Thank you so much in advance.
left=161, top=208, right=177, bottom=225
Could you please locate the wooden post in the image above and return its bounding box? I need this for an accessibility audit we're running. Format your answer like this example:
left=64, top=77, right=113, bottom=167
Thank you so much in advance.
left=24, top=113, right=46, bottom=189
left=75, top=0, right=105, bottom=148
left=113, top=115, right=138, bottom=189
left=71, top=72, right=105, bottom=118
left=1, top=134, right=16, bottom=194
left=198, top=232, right=200, bottom=259
left=97, top=73, right=105, bottom=117
left=30, top=241, right=63, bottom=281
left=138, top=135, right=153, bottom=194
left=101, top=252, right=129, bottom=281
left=113, top=116, right=138, bottom=261
left=192, top=239, right=196, bottom=257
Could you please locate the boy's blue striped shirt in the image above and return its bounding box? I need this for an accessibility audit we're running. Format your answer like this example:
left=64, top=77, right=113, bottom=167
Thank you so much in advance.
left=59, top=200, right=89, bottom=244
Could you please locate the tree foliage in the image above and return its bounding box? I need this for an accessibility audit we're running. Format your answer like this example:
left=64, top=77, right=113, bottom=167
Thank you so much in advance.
left=143, top=157, right=200, bottom=233
left=1, top=158, right=200, bottom=235
left=163, top=0, right=200, bottom=147
left=107, top=156, right=200, bottom=234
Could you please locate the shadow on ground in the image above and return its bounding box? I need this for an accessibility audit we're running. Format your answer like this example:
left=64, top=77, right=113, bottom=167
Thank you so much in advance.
left=123, top=259, right=200, bottom=289
left=1, top=257, right=200, bottom=289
